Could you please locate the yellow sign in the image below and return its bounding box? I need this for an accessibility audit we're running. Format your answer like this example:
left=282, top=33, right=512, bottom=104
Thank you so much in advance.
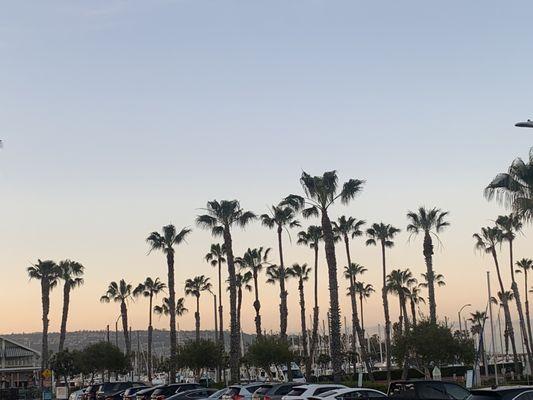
left=42, top=369, right=52, bottom=379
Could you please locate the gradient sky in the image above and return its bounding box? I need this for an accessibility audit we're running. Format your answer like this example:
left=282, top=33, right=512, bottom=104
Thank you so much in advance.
left=1, top=1, right=533, bottom=338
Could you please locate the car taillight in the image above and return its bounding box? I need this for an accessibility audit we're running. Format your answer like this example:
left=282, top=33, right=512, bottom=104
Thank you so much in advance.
left=156, top=396, right=165, bottom=400
left=232, top=395, right=244, bottom=400
left=265, top=396, right=272, bottom=400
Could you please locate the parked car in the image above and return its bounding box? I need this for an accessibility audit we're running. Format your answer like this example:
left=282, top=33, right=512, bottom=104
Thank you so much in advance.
left=103, top=390, right=126, bottom=400
left=468, top=387, right=533, bottom=400
left=97, top=383, right=145, bottom=400
left=167, top=389, right=219, bottom=400
left=137, top=387, right=163, bottom=400
left=223, top=384, right=272, bottom=400
left=309, top=388, right=387, bottom=400
left=85, top=385, right=102, bottom=400
left=203, top=388, right=229, bottom=400
left=282, top=385, right=347, bottom=400
left=388, top=380, right=470, bottom=400
left=151, top=384, right=203, bottom=400
left=124, top=387, right=151, bottom=400
left=70, top=388, right=86, bottom=400
left=253, top=383, right=302, bottom=400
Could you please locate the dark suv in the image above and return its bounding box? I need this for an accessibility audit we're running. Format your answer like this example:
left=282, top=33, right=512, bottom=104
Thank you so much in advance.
left=96, top=383, right=145, bottom=400
left=151, top=384, right=203, bottom=400
left=469, top=387, right=533, bottom=400
left=388, top=381, right=470, bottom=400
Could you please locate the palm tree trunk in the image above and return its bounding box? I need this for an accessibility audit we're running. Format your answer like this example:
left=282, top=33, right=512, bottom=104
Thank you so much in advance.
left=381, top=241, right=392, bottom=384
left=195, top=296, right=201, bottom=342
left=218, top=256, right=224, bottom=346
left=491, top=248, right=520, bottom=374
left=423, top=231, right=437, bottom=325
left=310, top=245, right=319, bottom=366
left=121, top=300, right=131, bottom=356
left=41, top=280, right=50, bottom=369
left=253, top=272, right=262, bottom=337
left=223, top=225, right=239, bottom=383
left=410, top=298, right=417, bottom=326
left=148, top=293, right=153, bottom=383
left=401, top=295, right=409, bottom=332
left=166, top=252, right=177, bottom=383
left=525, top=270, right=533, bottom=351
left=58, top=283, right=71, bottom=352
left=277, top=226, right=288, bottom=340
left=320, top=210, right=342, bottom=382
left=359, top=292, right=365, bottom=338
left=298, top=278, right=311, bottom=380
left=237, top=286, right=243, bottom=358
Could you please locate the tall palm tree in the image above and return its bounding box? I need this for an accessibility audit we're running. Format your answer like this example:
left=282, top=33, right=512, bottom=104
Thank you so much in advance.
left=473, top=226, right=519, bottom=371
left=407, top=284, right=425, bottom=326
left=354, top=282, right=374, bottom=336
left=419, top=272, right=446, bottom=289
left=485, top=147, right=533, bottom=221
left=386, top=269, right=416, bottom=333
left=406, top=207, right=449, bottom=325
left=100, top=279, right=133, bottom=357
left=287, top=263, right=312, bottom=380
left=496, top=213, right=533, bottom=367
left=469, top=311, right=488, bottom=357
left=235, top=247, right=271, bottom=337
left=57, top=260, right=84, bottom=352
left=233, top=270, right=252, bottom=342
left=297, top=225, right=323, bottom=364
left=343, top=262, right=373, bottom=376
left=27, top=259, right=60, bottom=369
left=146, top=224, right=191, bottom=382
left=185, top=275, right=212, bottom=342
left=285, top=170, right=365, bottom=382
left=154, top=296, right=188, bottom=318
left=516, top=258, right=533, bottom=347
left=205, top=243, right=226, bottom=345
left=196, top=199, right=256, bottom=382
left=492, top=292, right=515, bottom=355
left=366, top=222, right=400, bottom=382
left=260, top=203, right=300, bottom=341
left=133, top=277, right=166, bottom=381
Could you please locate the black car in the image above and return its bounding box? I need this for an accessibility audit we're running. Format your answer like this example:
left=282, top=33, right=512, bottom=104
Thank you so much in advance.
left=124, top=387, right=151, bottom=400
left=151, top=384, right=203, bottom=400
left=137, top=387, right=162, bottom=400
left=166, top=389, right=218, bottom=400
left=103, top=391, right=126, bottom=400
left=85, top=385, right=101, bottom=400
left=388, top=380, right=470, bottom=400
left=469, top=387, right=533, bottom=400
left=252, top=383, right=301, bottom=400
left=97, top=383, right=145, bottom=400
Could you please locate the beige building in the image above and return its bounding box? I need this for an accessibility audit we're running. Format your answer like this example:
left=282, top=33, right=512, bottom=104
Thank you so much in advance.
left=0, top=336, right=40, bottom=388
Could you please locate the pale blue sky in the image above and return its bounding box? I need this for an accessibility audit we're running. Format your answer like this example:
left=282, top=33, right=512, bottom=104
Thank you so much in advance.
left=1, top=1, right=532, bottom=334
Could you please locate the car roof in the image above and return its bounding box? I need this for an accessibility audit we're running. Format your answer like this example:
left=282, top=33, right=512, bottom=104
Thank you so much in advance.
left=473, top=387, right=533, bottom=393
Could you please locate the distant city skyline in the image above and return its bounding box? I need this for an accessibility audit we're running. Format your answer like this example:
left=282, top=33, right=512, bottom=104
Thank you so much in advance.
left=1, top=1, right=533, bottom=336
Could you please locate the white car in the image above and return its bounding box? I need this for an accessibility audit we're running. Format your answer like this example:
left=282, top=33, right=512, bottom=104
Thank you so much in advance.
left=309, top=388, right=387, bottom=400
left=282, top=385, right=347, bottom=400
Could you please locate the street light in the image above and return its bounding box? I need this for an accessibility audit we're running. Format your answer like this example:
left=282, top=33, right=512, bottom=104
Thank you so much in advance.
left=458, top=303, right=472, bottom=334
left=515, top=119, right=533, bottom=128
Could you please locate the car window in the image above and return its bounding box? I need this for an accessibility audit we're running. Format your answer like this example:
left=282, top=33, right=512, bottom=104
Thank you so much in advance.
left=443, top=384, right=469, bottom=400
left=315, top=388, right=343, bottom=396
left=515, top=393, right=533, bottom=400
left=361, top=391, right=387, bottom=399
left=275, top=386, right=294, bottom=396
left=417, top=383, right=448, bottom=400
left=389, top=383, right=416, bottom=399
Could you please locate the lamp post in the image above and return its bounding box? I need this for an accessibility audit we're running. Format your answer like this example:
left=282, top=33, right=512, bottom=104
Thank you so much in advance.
left=459, top=304, right=472, bottom=336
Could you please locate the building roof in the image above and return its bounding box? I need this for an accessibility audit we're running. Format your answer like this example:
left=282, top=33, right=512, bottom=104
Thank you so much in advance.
left=0, top=336, right=41, bottom=357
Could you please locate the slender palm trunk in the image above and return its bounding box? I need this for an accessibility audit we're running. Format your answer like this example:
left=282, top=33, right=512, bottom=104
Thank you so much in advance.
left=508, top=240, right=533, bottom=369
left=525, top=269, right=533, bottom=350
left=277, top=226, right=288, bottom=340
left=320, top=210, right=342, bottom=382
left=310, top=244, right=320, bottom=366
left=359, top=292, right=365, bottom=338
left=58, top=283, right=71, bottom=352
left=297, top=277, right=311, bottom=380
left=410, top=298, right=417, bottom=327
left=148, top=293, right=153, bottom=382
left=218, top=256, right=224, bottom=346
left=41, top=280, right=50, bottom=369
left=423, top=231, right=437, bottom=325
left=397, top=297, right=403, bottom=335
left=166, top=252, right=177, bottom=383
left=491, top=248, right=519, bottom=373
left=223, top=226, right=239, bottom=383
left=213, top=294, right=218, bottom=343
left=120, top=301, right=131, bottom=356
left=380, top=241, right=392, bottom=383
left=253, top=271, right=262, bottom=337
left=401, top=295, right=409, bottom=332
left=237, top=285, right=243, bottom=358
left=193, top=296, right=200, bottom=342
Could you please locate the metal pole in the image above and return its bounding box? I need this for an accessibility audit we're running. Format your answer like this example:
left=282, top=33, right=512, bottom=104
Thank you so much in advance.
left=487, top=271, right=498, bottom=385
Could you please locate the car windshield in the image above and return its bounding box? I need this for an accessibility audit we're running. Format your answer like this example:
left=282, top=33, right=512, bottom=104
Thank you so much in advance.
left=287, top=388, right=307, bottom=397
left=254, top=387, right=273, bottom=396
left=317, top=391, right=337, bottom=398
left=209, top=389, right=228, bottom=399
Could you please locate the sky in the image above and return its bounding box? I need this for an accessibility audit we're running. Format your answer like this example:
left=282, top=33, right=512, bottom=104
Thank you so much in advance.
left=1, top=0, right=533, bottom=338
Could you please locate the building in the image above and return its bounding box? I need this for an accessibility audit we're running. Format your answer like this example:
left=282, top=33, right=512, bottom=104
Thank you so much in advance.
left=0, top=336, right=40, bottom=388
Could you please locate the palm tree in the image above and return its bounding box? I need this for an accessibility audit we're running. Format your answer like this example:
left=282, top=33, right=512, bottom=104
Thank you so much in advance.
left=469, top=311, right=488, bottom=357
left=100, top=279, right=133, bottom=356
left=473, top=226, right=519, bottom=371
left=343, top=262, right=372, bottom=376
left=133, top=277, right=166, bottom=381
left=496, top=213, right=533, bottom=367
left=297, top=225, right=323, bottom=364
left=406, top=207, right=449, bottom=325
left=366, top=222, right=400, bottom=382
left=146, top=224, right=191, bottom=382
left=205, top=243, right=226, bottom=345
left=233, top=270, right=252, bottom=342
left=154, top=296, right=188, bottom=318
left=235, top=247, right=271, bottom=337
left=260, top=203, right=300, bottom=341
left=386, top=269, right=416, bottom=333
left=485, top=147, right=533, bottom=221
left=354, top=282, right=374, bottom=336
left=284, top=170, right=365, bottom=382
left=57, top=260, right=84, bottom=352
left=407, top=284, right=425, bottom=326
left=287, top=263, right=312, bottom=380
left=27, top=259, right=60, bottom=369
left=492, top=292, right=515, bottom=355
left=196, top=199, right=256, bottom=382
left=185, top=275, right=212, bottom=342
left=419, top=272, right=446, bottom=289
left=516, top=258, right=533, bottom=347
